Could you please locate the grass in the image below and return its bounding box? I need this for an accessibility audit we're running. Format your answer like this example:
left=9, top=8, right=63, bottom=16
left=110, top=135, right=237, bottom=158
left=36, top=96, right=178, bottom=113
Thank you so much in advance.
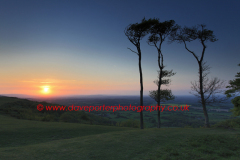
left=0, top=115, right=133, bottom=148
left=1, top=114, right=240, bottom=160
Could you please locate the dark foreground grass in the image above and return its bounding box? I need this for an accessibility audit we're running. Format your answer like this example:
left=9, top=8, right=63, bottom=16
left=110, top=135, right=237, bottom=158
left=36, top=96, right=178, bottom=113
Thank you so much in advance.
left=0, top=115, right=240, bottom=160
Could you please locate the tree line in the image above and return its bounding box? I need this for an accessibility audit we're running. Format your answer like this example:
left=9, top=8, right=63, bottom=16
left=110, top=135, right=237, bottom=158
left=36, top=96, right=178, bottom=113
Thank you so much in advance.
left=125, top=18, right=240, bottom=129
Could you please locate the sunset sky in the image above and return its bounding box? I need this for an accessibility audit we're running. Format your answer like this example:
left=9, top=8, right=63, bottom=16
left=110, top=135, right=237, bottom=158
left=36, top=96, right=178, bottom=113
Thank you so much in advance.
left=0, top=0, right=239, bottom=97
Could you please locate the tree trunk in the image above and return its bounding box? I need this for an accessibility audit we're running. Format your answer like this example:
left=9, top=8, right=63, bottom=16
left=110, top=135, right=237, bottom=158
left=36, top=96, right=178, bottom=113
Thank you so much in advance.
left=198, top=61, right=210, bottom=128
left=138, top=48, right=144, bottom=129
left=157, top=49, right=163, bottom=128
left=157, top=70, right=163, bottom=128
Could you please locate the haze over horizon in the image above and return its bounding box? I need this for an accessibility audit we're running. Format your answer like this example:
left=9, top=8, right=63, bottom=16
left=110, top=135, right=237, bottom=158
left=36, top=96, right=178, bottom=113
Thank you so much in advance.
left=1, top=0, right=239, bottom=97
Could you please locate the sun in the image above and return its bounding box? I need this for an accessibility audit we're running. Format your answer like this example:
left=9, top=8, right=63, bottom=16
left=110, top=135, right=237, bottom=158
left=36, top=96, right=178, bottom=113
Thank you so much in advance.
left=44, top=87, right=49, bottom=93
left=41, top=86, right=51, bottom=94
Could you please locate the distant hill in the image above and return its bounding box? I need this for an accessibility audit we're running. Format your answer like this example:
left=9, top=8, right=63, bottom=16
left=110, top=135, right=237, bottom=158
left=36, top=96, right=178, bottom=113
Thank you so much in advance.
left=0, top=96, right=116, bottom=126
left=0, top=94, right=39, bottom=99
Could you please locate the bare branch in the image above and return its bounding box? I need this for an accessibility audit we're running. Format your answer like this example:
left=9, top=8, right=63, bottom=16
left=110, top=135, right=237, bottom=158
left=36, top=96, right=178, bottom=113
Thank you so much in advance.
left=127, top=47, right=138, bottom=55
left=191, top=62, right=229, bottom=106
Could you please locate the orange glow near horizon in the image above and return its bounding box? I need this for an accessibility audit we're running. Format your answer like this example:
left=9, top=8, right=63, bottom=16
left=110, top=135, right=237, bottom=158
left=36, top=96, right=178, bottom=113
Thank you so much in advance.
left=1, top=77, right=175, bottom=97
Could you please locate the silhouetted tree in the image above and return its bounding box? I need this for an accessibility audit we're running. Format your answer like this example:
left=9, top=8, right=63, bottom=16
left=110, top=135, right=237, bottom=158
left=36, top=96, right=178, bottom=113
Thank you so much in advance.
left=147, top=18, right=177, bottom=128
left=124, top=18, right=152, bottom=129
left=170, top=24, right=218, bottom=127
left=225, top=63, right=240, bottom=97
left=230, top=96, right=240, bottom=116
left=225, top=63, right=240, bottom=116
left=149, top=70, right=175, bottom=127
left=149, top=70, right=175, bottom=128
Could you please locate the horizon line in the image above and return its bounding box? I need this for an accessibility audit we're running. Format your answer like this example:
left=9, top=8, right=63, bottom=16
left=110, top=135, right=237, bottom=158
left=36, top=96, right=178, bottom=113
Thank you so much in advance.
left=0, top=93, right=195, bottom=99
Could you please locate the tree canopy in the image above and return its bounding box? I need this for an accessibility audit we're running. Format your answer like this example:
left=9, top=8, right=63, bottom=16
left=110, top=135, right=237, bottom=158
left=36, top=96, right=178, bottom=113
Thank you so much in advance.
left=149, top=70, right=176, bottom=104
left=225, top=63, right=240, bottom=97
left=230, top=96, right=240, bottom=116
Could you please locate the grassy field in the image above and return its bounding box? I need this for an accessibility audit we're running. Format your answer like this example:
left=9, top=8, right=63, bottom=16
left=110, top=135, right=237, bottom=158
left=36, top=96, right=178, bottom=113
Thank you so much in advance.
left=1, top=114, right=240, bottom=160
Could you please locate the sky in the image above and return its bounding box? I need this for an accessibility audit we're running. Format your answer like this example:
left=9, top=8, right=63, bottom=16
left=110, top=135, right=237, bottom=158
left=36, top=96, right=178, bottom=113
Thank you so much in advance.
left=0, top=0, right=239, bottom=97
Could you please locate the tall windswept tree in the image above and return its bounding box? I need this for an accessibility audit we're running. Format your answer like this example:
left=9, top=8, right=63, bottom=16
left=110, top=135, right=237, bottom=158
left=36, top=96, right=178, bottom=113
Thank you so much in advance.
left=124, top=18, right=152, bottom=129
left=149, top=69, right=175, bottom=127
left=147, top=18, right=178, bottom=128
left=170, top=24, right=218, bottom=128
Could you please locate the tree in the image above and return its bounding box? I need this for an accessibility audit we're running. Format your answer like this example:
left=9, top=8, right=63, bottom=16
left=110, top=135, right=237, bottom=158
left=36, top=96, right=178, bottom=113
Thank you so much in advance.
left=170, top=24, right=218, bottom=128
left=225, top=63, right=240, bottom=97
left=149, top=70, right=175, bottom=128
left=230, top=96, right=240, bottom=116
left=190, top=62, right=228, bottom=105
left=147, top=18, right=177, bottom=128
left=225, top=63, right=240, bottom=116
left=124, top=18, right=152, bottom=129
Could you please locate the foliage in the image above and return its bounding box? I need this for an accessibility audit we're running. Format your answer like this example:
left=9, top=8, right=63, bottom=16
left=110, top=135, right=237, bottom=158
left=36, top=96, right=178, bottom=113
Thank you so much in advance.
left=125, top=18, right=155, bottom=50
left=225, top=63, right=240, bottom=97
left=147, top=19, right=177, bottom=47
left=230, top=96, right=240, bottom=116
left=42, top=114, right=56, bottom=122
left=170, top=24, right=218, bottom=45
left=153, top=69, right=176, bottom=86
left=149, top=70, right=175, bottom=103
left=212, top=117, right=240, bottom=128
left=116, top=119, right=141, bottom=128
left=149, top=89, right=174, bottom=103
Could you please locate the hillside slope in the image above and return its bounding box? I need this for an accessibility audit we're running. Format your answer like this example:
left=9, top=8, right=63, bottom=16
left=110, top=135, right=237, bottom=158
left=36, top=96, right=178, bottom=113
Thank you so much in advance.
left=0, top=96, right=115, bottom=126
left=0, top=114, right=240, bottom=160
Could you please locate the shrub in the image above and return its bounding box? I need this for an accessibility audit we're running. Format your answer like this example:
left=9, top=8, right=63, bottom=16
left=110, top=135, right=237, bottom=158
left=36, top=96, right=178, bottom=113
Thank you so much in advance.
left=59, top=112, right=77, bottom=123
left=42, top=114, right=56, bottom=122
left=59, top=111, right=91, bottom=123
left=212, top=118, right=240, bottom=128
left=184, top=125, right=192, bottom=128
left=118, top=119, right=141, bottom=128
left=230, top=96, right=240, bottom=116
left=81, top=114, right=90, bottom=121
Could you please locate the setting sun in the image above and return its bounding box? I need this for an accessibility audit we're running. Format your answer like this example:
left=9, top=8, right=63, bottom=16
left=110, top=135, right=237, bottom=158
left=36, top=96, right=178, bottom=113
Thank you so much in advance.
left=41, top=86, right=51, bottom=94
left=44, top=87, right=49, bottom=92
